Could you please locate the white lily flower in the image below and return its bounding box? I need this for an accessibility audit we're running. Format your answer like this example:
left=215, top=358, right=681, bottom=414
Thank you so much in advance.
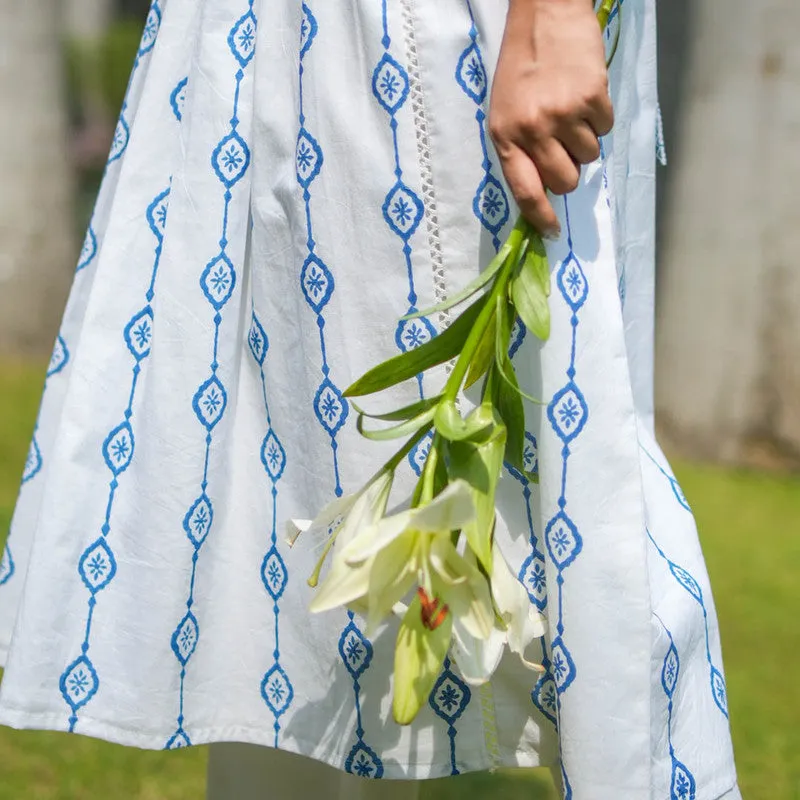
left=291, top=471, right=393, bottom=603
left=451, top=540, right=546, bottom=685
left=337, top=480, right=495, bottom=637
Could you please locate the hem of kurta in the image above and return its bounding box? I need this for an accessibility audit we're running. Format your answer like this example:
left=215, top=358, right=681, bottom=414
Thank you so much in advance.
left=0, top=704, right=555, bottom=780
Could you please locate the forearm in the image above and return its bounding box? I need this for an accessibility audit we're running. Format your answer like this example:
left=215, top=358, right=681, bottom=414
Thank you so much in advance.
left=503, top=0, right=599, bottom=62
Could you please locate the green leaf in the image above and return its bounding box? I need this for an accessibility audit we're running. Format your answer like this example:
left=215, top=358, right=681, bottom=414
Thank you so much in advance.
left=490, top=362, right=526, bottom=472
left=511, top=246, right=551, bottom=342
left=447, top=420, right=506, bottom=572
left=357, top=406, right=438, bottom=442
left=393, top=593, right=453, bottom=725
left=464, top=308, right=497, bottom=390
left=494, top=356, right=543, bottom=405
left=352, top=394, right=443, bottom=422
left=492, top=300, right=524, bottom=469
left=495, top=294, right=513, bottom=364
left=525, top=234, right=551, bottom=297
left=434, top=400, right=495, bottom=443
left=403, top=241, right=513, bottom=321
left=492, top=294, right=542, bottom=405
left=345, top=293, right=490, bottom=397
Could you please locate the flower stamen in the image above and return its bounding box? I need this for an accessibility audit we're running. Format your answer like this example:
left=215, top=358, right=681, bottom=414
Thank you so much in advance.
left=417, top=587, right=449, bottom=631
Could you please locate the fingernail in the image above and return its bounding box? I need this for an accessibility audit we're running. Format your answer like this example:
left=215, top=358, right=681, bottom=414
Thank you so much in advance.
left=543, top=226, right=561, bottom=241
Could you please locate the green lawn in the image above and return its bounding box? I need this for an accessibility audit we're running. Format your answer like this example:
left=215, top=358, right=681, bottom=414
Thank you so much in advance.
left=0, top=360, right=797, bottom=799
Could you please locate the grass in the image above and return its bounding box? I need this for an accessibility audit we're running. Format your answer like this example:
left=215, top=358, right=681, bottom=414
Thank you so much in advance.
left=0, top=360, right=797, bottom=799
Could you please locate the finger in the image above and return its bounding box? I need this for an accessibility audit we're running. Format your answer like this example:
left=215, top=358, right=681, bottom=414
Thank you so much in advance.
left=558, top=121, right=601, bottom=165
left=585, top=90, right=614, bottom=137
left=529, top=138, right=582, bottom=196
left=500, top=148, right=560, bottom=239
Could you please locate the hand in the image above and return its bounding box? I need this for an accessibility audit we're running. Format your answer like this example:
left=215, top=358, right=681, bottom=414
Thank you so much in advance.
left=489, top=0, right=614, bottom=238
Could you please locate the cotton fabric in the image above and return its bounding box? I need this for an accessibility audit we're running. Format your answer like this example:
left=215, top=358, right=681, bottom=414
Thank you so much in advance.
left=0, top=1, right=740, bottom=797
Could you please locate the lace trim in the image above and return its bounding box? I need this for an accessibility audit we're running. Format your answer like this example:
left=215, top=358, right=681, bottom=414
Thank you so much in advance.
left=400, top=0, right=450, bottom=330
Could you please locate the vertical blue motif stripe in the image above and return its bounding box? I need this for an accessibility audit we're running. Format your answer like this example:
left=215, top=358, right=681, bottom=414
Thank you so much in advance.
left=507, top=437, right=557, bottom=727
left=248, top=309, right=294, bottom=745
left=541, top=199, right=591, bottom=799
left=371, top=4, right=435, bottom=396
left=338, top=610, right=383, bottom=778
left=374, top=0, right=469, bottom=775
left=296, top=3, right=379, bottom=775
left=1, top=0, right=156, bottom=599
left=108, top=0, right=162, bottom=166
left=297, top=3, right=349, bottom=500
left=18, top=334, right=71, bottom=493
left=647, top=529, right=729, bottom=719
left=640, top=444, right=692, bottom=512
left=642, top=440, right=728, bottom=718
left=58, top=184, right=170, bottom=731
left=428, top=656, right=472, bottom=775
left=455, top=4, right=511, bottom=253
left=654, top=613, right=698, bottom=800
left=165, top=1, right=256, bottom=751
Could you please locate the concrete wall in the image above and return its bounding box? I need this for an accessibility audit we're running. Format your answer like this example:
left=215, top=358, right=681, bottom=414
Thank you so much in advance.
left=656, top=0, right=800, bottom=470
left=0, top=1, right=75, bottom=355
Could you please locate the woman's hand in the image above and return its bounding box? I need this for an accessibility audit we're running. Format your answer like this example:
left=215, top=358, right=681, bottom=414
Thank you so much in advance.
left=489, top=0, right=613, bottom=238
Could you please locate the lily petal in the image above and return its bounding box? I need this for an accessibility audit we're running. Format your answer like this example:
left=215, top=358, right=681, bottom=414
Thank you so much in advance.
left=491, top=541, right=547, bottom=656
left=285, top=494, right=358, bottom=547
left=309, top=554, right=373, bottom=614
left=343, top=479, right=476, bottom=566
left=337, top=471, right=395, bottom=549
left=286, top=518, right=312, bottom=547
left=407, top=479, right=476, bottom=533
left=343, top=509, right=416, bottom=565
left=431, top=539, right=494, bottom=640
left=450, top=617, right=505, bottom=685
left=428, top=535, right=468, bottom=586
left=365, top=532, right=418, bottom=636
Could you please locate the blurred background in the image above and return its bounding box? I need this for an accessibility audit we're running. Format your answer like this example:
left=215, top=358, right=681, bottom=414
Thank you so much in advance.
left=0, top=1, right=797, bottom=798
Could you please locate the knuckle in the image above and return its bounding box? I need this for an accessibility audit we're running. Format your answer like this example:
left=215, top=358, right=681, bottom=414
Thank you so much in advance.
left=521, top=110, right=545, bottom=138
left=487, top=115, right=505, bottom=144
left=549, top=172, right=579, bottom=196
left=526, top=104, right=562, bottom=138
left=552, top=101, right=574, bottom=121
left=515, top=187, right=545, bottom=209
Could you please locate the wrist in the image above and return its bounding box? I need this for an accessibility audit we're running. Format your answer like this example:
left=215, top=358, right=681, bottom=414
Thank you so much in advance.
left=504, top=0, right=589, bottom=55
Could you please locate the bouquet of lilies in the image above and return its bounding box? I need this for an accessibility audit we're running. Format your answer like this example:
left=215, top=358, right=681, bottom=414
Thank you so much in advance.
left=290, top=1, right=619, bottom=725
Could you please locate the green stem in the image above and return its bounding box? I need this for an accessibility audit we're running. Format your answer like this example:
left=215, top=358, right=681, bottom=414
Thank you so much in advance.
left=419, top=433, right=442, bottom=505
left=443, top=221, right=528, bottom=401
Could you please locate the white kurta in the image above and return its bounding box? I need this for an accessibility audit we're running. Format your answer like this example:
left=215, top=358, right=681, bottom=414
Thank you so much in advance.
left=0, top=1, right=741, bottom=797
